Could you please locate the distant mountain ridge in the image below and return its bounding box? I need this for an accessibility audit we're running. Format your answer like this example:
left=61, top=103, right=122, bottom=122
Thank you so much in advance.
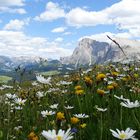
left=0, top=56, right=48, bottom=72
left=60, top=37, right=140, bottom=67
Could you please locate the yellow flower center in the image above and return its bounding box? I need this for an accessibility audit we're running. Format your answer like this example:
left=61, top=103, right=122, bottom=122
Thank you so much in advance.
left=57, top=136, right=62, bottom=140
left=119, top=133, right=127, bottom=139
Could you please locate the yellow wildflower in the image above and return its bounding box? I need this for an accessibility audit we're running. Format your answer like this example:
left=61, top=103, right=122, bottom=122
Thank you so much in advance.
left=111, top=82, right=118, bottom=88
left=96, top=73, right=106, bottom=81
left=84, top=76, right=93, bottom=85
left=56, top=112, right=65, bottom=120
left=28, top=132, right=38, bottom=140
left=97, top=89, right=105, bottom=95
left=75, top=89, right=84, bottom=95
left=80, top=123, right=87, bottom=128
left=71, top=117, right=79, bottom=124
left=111, top=72, right=119, bottom=77
left=75, top=85, right=82, bottom=90
left=107, top=85, right=114, bottom=90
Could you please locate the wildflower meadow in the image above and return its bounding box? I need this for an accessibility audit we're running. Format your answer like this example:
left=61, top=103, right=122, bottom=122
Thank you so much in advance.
left=0, top=63, right=140, bottom=140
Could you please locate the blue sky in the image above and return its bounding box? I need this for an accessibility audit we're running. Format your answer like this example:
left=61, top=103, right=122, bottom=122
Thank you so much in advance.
left=0, top=0, right=140, bottom=59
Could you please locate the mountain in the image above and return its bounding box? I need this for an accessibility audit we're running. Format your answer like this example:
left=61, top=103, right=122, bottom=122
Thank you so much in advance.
left=0, top=56, right=48, bottom=72
left=60, top=37, right=140, bottom=67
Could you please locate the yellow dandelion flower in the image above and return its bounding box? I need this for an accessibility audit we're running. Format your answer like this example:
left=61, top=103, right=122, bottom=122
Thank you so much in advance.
left=111, top=72, right=119, bottom=77
left=71, top=117, right=79, bottom=124
left=28, top=132, right=38, bottom=140
left=74, top=85, right=82, bottom=90
left=80, top=123, right=87, bottom=128
left=96, top=73, right=106, bottom=81
left=107, top=85, right=114, bottom=90
left=84, top=76, right=93, bottom=85
left=75, top=89, right=84, bottom=95
left=56, top=112, right=65, bottom=120
left=97, top=89, right=105, bottom=95
left=111, top=82, right=118, bottom=88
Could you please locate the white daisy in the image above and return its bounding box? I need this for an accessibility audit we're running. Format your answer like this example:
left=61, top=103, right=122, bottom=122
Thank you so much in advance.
left=6, top=93, right=17, bottom=100
left=74, top=113, right=89, bottom=119
left=36, top=91, right=45, bottom=98
left=120, top=100, right=140, bottom=108
left=41, top=110, right=55, bottom=117
left=96, top=106, right=107, bottom=112
left=14, top=98, right=26, bottom=106
left=36, top=75, right=51, bottom=84
left=64, top=105, right=74, bottom=110
left=42, top=128, right=73, bottom=140
left=50, top=104, right=58, bottom=109
left=114, top=95, right=129, bottom=101
left=110, top=128, right=138, bottom=140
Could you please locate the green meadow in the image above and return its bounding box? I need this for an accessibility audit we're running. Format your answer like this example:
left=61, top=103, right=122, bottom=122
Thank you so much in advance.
left=0, top=63, right=140, bottom=140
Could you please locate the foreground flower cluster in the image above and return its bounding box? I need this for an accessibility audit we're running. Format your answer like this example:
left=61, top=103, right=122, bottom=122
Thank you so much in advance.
left=0, top=63, right=140, bottom=140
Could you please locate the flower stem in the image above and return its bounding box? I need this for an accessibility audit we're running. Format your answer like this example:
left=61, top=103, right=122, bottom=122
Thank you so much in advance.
left=120, top=106, right=123, bottom=129
left=132, top=110, right=140, bottom=130
left=100, top=113, right=103, bottom=140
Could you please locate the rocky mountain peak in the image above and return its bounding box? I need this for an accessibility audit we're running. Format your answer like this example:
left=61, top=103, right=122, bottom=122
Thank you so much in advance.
left=60, top=37, right=140, bottom=67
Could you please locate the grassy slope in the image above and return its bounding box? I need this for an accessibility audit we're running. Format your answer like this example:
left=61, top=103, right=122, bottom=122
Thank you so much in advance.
left=0, top=75, right=12, bottom=83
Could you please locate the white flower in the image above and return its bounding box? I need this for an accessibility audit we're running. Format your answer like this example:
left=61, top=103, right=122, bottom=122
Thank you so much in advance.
left=2, top=85, right=13, bottom=89
left=83, top=68, right=92, bottom=74
left=110, top=128, right=138, bottom=140
left=96, top=106, right=107, bottom=112
left=120, top=100, right=140, bottom=108
left=74, top=113, right=89, bottom=119
left=47, top=88, right=60, bottom=93
left=58, top=81, right=72, bottom=85
left=36, top=75, right=51, bottom=84
left=14, top=98, right=26, bottom=106
left=108, top=81, right=113, bottom=84
left=42, top=128, right=73, bottom=140
left=32, top=81, right=38, bottom=86
left=14, top=126, right=22, bottom=131
left=50, top=104, right=58, bottom=109
left=36, top=91, right=45, bottom=98
left=15, top=106, right=23, bottom=110
left=41, top=110, right=55, bottom=117
left=6, top=93, right=17, bottom=100
left=64, top=105, right=74, bottom=110
left=114, top=95, right=129, bottom=102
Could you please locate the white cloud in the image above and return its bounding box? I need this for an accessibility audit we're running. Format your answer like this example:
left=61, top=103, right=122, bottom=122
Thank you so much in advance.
left=66, top=7, right=111, bottom=27
left=0, top=0, right=25, bottom=7
left=0, top=30, right=72, bottom=59
left=3, top=19, right=29, bottom=31
left=35, top=1, right=65, bottom=21
left=55, top=37, right=63, bottom=42
left=66, top=0, right=140, bottom=37
left=79, top=32, right=133, bottom=43
left=51, top=27, right=67, bottom=33
left=0, top=0, right=26, bottom=14
left=0, top=7, right=26, bottom=14
left=63, top=32, right=72, bottom=35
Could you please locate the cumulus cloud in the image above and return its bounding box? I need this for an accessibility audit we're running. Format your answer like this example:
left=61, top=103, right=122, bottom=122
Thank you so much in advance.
left=0, top=30, right=72, bottom=59
left=51, top=27, right=67, bottom=33
left=35, top=1, right=65, bottom=21
left=0, top=0, right=26, bottom=14
left=0, top=0, right=25, bottom=7
left=55, top=37, right=63, bottom=42
left=3, top=19, right=30, bottom=31
left=79, top=32, right=133, bottom=43
left=66, top=0, right=140, bottom=37
left=66, top=7, right=111, bottom=27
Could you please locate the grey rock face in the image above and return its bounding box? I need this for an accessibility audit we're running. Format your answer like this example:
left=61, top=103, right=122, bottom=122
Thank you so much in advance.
left=60, top=37, right=140, bottom=67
